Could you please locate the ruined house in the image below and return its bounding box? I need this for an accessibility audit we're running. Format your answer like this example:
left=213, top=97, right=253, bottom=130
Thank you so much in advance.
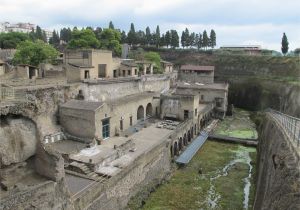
left=179, top=65, right=215, bottom=84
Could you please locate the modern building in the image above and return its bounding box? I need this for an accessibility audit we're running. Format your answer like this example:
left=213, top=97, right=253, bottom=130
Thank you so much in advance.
left=220, top=45, right=262, bottom=55
left=179, top=65, right=215, bottom=84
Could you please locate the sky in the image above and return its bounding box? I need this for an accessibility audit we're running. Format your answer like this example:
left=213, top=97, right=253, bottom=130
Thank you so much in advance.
left=1, top=0, right=300, bottom=51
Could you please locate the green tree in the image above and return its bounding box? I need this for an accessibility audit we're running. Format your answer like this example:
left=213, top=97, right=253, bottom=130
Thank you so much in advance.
left=109, top=21, right=115, bottom=29
left=210, top=29, right=216, bottom=48
left=170, top=30, right=179, bottom=48
left=160, top=34, right=166, bottom=47
left=94, top=27, right=102, bottom=40
left=99, top=28, right=121, bottom=56
left=120, top=30, right=127, bottom=44
left=144, top=51, right=162, bottom=73
left=165, top=31, right=171, bottom=48
left=68, top=29, right=100, bottom=49
left=13, top=40, right=59, bottom=66
left=181, top=30, right=186, bottom=48
left=202, top=30, right=209, bottom=50
left=49, top=30, right=60, bottom=47
left=196, top=33, right=203, bottom=50
left=155, top=25, right=160, bottom=48
left=136, top=30, right=146, bottom=46
left=189, top=32, right=195, bottom=48
left=145, top=26, right=152, bottom=46
left=127, top=23, right=136, bottom=46
left=0, top=32, right=29, bottom=49
left=35, top=26, right=44, bottom=41
left=281, top=32, right=289, bottom=55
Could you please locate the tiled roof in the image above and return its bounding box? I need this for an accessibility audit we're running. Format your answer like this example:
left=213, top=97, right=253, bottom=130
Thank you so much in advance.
left=181, top=65, right=214, bottom=71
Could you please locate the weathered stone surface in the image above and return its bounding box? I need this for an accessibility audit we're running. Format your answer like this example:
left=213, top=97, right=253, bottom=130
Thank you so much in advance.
left=0, top=116, right=37, bottom=166
left=254, top=114, right=300, bottom=210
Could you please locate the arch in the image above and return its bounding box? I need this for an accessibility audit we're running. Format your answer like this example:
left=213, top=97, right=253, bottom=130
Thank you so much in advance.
left=188, top=130, right=191, bottom=142
left=174, top=142, right=178, bottom=156
left=146, top=103, right=153, bottom=118
left=183, top=133, right=187, bottom=146
left=137, top=105, right=144, bottom=120
left=179, top=138, right=183, bottom=151
left=195, top=124, right=197, bottom=135
left=191, top=127, right=194, bottom=138
left=170, top=145, right=174, bottom=157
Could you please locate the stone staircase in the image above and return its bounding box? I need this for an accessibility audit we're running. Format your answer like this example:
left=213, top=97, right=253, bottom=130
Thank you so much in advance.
left=68, top=161, right=99, bottom=179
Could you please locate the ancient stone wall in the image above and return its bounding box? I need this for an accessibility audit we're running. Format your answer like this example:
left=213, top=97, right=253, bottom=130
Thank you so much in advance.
left=254, top=114, right=300, bottom=210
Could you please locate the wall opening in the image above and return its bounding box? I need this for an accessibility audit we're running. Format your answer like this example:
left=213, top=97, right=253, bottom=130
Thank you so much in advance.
left=146, top=103, right=153, bottom=118
left=137, top=105, right=144, bottom=120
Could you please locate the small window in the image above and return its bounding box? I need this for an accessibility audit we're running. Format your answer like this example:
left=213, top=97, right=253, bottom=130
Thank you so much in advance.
left=82, top=51, right=89, bottom=59
left=184, top=110, right=189, bottom=120
left=120, top=119, right=123, bottom=130
left=195, top=108, right=197, bottom=116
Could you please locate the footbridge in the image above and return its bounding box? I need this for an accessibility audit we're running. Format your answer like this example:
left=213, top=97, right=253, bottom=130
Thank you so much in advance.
left=266, top=108, right=300, bottom=149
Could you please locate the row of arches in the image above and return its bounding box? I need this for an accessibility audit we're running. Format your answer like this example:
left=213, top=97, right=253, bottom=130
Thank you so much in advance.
left=137, top=103, right=153, bottom=120
left=170, top=111, right=213, bottom=158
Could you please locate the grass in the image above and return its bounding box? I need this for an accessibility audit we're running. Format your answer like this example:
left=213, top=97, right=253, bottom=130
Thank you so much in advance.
left=214, top=109, right=258, bottom=139
left=139, top=141, right=257, bottom=210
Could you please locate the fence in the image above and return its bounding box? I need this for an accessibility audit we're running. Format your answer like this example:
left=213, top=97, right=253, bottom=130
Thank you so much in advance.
left=266, top=108, right=300, bottom=147
left=43, top=132, right=66, bottom=144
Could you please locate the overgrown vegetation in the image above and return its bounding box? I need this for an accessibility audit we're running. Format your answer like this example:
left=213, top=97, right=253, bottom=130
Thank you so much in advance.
left=13, top=40, right=59, bottom=66
left=137, top=141, right=256, bottom=210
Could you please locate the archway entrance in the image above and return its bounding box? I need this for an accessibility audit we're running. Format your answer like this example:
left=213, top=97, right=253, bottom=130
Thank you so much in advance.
left=179, top=138, right=183, bottom=151
left=137, top=105, right=144, bottom=120
left=174, top=142, right=178, bottom=156
left=146, top=103, right=153, bottom=118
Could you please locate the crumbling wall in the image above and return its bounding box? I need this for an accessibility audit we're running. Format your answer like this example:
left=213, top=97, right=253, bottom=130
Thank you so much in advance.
left=0, top=115, right=37, bottom=166
left=254, top=114, right=300, bottom=210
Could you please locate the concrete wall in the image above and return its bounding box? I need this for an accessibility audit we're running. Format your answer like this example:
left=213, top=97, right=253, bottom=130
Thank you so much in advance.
left=95, top=94, right=158, bottom=139
left=254, top=114, right=300, bottom=210
left=81, top=76, right=170, bottom=102
left=59, top=107, right=96, bottom=140
left=178, top=71, right=214, bottom=84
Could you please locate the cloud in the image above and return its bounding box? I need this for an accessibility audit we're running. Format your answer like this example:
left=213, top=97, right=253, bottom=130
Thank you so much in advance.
left=0, top=0, right=299, bottom=51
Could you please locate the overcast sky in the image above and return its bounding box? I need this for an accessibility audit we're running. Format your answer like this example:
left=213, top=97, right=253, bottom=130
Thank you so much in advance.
left=1, top=0, right=299, bottom=51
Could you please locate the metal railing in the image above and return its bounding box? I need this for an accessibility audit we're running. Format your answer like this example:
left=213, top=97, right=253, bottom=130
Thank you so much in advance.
left=266, top=108, right=300, bottom=147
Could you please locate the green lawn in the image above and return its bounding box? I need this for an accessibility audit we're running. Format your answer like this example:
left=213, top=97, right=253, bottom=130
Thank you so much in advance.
left=139, top=141, right=256, bottom=210
left=214, top=109, right=258, bottom=139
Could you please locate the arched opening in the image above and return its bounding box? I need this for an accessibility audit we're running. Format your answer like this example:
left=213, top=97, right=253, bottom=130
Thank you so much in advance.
left=174, top=142, right=178, bottom=156
left=183, top=133, right=187, bottom=146
left=179, top=138, right=183, bottom=151
left=170, top=145, right=173, bottom=157
left=191, top=127, right=194, bottom=138
left=188, top=130, right=191, bottom=142
left=137, top=105, right=144, bottom=120
left=194, top=124, right=197, bottom=135
left=146, top=103, right=153, bottom=118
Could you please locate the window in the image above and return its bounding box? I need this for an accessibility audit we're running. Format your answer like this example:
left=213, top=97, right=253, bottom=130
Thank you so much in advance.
left=130, top=116, right=133, bottom=126
left=82, top=51, right=89, bottom=59
left=102, top=119, right=110, bottom=139
left=135, top=69, right=137, bottom=75
left=128, top=70, right=131, bottom=76
left=84, top=70, right=90, bottom=79
left=184, top=110, right=189, bottom=120
left=120, top=119, right=123, bottom=130
left=195, top=108, right=197, bottom=116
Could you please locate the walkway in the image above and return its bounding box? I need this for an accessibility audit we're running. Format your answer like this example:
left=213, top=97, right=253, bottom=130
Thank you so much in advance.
left=266, top=108, right=300, bottom=149
left=175, top=131, right=208, bottom=165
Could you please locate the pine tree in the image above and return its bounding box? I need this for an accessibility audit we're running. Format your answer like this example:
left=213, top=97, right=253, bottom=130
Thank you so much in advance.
left=198, top=33, right=203, bottom=50
left=120, top=30, right=127, bottom=44
left=145, top=27, right=151, bottom=46
left=170, top=30, right=179, bottom=48
left=155, top=25, right=160, bottom=48
left=165, top=31, right=171, bottom=48
left=160, top=34, right=166, bottom=47
left=184, top=28, right=190, bottom=48
left=202, top=30, right=209, bottom=50
left=210, top=29, right=216, bottom=49
left=189, top=32, right=195, bottom=48
left=49, top=30, right=60, bottom=46
left=35, top=26, right=44, bottom=40
left=109, top=21, right=114, bottom=29
left=281, top=32, right=289, bottom=55
left=181, top=31, right=186, bottom=48
left=127, top=23, right=136, bottom=46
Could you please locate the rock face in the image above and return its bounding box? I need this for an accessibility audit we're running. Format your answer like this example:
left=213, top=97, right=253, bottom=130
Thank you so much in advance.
left=254, top=114, right=300, bottom=210
left=0, top=116, right=37, bottom=166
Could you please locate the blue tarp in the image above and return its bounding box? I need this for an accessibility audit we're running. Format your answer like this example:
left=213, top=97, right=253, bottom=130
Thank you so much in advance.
left=175, top=131, right=208, bottom=165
